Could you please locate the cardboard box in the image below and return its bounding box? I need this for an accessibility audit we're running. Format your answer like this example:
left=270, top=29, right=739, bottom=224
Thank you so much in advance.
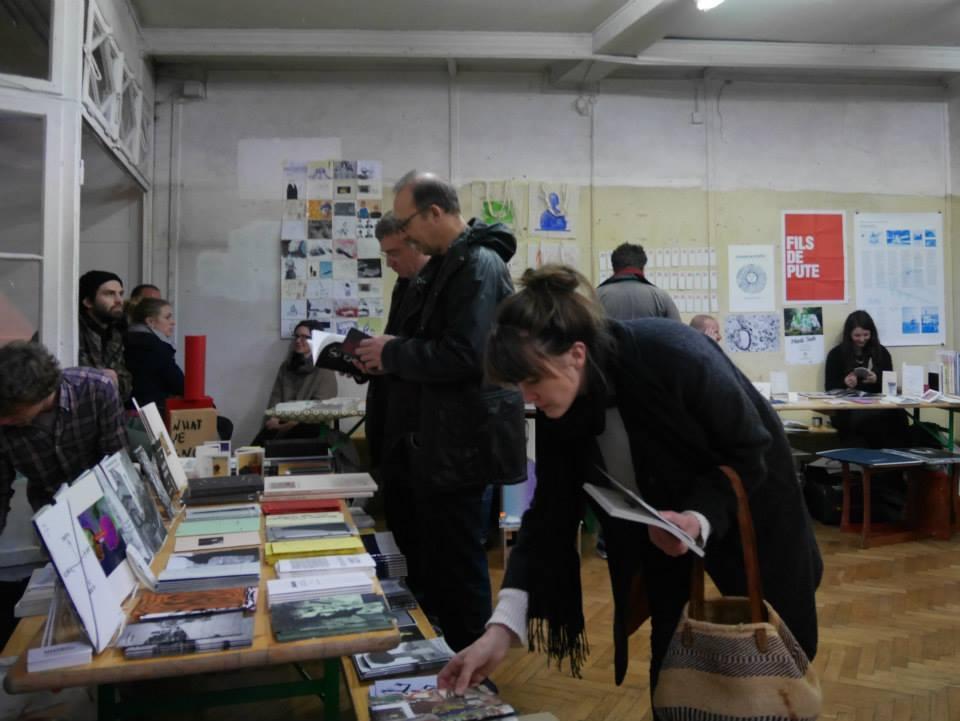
left=168, top=407, right=219, bottom=456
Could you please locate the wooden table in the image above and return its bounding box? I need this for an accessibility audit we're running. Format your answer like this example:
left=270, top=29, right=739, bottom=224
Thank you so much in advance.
left=3, top=501, right=400, bottom=721
left=772, top=396, right=960, bottom=446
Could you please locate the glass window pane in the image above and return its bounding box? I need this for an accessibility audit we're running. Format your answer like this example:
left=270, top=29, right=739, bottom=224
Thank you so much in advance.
left=0, top=110, right=45, bottom=255
left=0, top=258, right=41, bottom=345
left=0, top=0, right=52, bottom=81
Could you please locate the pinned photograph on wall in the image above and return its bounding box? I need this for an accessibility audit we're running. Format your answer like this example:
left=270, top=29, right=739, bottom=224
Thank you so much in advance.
left=308, top=200, right=333, bottom=221
left=282, top=161, right=307, bottom=201
left=724, top=313, right=781, bottom=354
left=358, top=258, right=382, bottom=279
left=281, top=279, right=306, bottom=300
left=306, top=298, right=333, bottom=320
left=356, top=200, right=382, bottom=219
left=333, top=216, right=357, bottom=240
left=306, top=161, right=333, bottom=199
left=358, top=298, right=385, bottom=318
left=307, top=260, right=321, bottom=279
left=357, top=181, right=382, bottom=200
left=901, top=307, right=920, bottom=335
left=357, top=160, right=381, bottom=182
left=333, top=259, right=356, bottom=279
left=357, top=218, right=376, bottom=242
left=308, top=220, right=332, bottom=240
left=358, top=235, right=379, bottom=258
left=334, top=297, right=360, bottom=318
left=306, top=239, right=332, bottom=257
left=318, top=261, right=333, bottom=279
left=335, top=183, right=357, bottom=201
left=482, top=199, right=515, bottom=230
left=358, top=279, right=383, bottom=298
left=282, top=299, right=307, bottom=320
left=334, top=201, right=356, bottom=217
left=282, top=257, right=307, bottom=281
left=334, top=237, right=358, bottom=260
left=306, top=279, right=333, bottom=298
left=783, top=307, right=824, bottom=365
left=529, top=183, right=578, bottom=238
left=334, top=160, right=357, bottom=179
left=281, top=239, right=307, bottom=258
left=335, top=280, right=356, bottom=298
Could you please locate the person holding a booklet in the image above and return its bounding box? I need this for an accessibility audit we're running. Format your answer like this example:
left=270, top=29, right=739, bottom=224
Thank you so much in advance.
left=824, top=309, right=908, bottom=448
left=252, top=319, right=338, bottom=446
left=439, top=265, right=822, bottom=700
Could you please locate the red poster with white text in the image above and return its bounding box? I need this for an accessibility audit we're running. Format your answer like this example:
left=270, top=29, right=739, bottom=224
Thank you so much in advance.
left=782, top=212, right=846, bottom=303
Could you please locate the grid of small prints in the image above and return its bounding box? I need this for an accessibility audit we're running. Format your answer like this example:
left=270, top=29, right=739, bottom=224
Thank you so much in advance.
left=279, top=159, right=386, bottom=339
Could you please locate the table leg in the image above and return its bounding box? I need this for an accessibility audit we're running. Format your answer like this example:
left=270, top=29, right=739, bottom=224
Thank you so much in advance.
left=97, top=684, right=117, bottom=721
left=953, top=466, right=960, bottom=533
left=861, top=469, right=873, bottom=549
left=323, top=657, right=340, bottom=721
left=841, top=462, right=852, bottom=532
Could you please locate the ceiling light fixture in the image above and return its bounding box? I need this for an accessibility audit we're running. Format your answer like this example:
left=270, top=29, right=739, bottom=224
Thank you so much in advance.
left=696, top=0, right=726, bottom=10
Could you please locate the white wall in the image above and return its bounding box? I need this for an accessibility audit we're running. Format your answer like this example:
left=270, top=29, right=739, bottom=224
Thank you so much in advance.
left=153, top=69, right=952, bottom=443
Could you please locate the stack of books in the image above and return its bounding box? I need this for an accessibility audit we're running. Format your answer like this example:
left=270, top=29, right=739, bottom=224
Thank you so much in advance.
left=348, top=505, right=375, bottom=529
left=367, top=686, right=516, bottom=721
left=157, top=548, right=261, bottom=592
left=118, top=610, right=255, bottom=658
left=265, top=511, right=354, bottom=542
left=261, top=473, right=378, bottom=501
left=380, top=578, right=418, bottom=610
left=361, top=532, right=408, bottom=579
left=173, top=509, right=262, bottom=553
left=264, top=536, right=365, bottom=565
left=269, top=592, right=394, bottom=642
left=14, top=564, right=56, bottom=618
left=266, top=572, right=374, bottom=607
left=132, top=586, right=258, bottom=621
left=182, top=474, right=264, bottom=506
left=352, top=638, right=455, bottom=680
left=261, top=498, right=341, bottom=515
left=274, top=553, right=377, bottom=579
left=27, top=642, right=93, bottom=672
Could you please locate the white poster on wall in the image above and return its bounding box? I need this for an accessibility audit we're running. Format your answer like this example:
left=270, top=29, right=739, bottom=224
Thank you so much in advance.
left=853, top=212, right=945, bottom=347
left=728, top=245, right=775, bottom=312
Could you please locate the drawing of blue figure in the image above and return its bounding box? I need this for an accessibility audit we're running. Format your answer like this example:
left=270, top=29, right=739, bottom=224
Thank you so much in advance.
left=539, top=192, right=568, bottom=232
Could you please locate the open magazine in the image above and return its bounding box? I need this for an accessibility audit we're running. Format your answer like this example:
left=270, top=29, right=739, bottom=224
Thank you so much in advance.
left=584, top=466, right=705, bottom=557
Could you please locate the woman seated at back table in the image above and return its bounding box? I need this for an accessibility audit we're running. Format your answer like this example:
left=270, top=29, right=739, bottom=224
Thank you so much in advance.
left=251, top=319, right=337, bottom=446
left=824, top=309, right=908, bottom=448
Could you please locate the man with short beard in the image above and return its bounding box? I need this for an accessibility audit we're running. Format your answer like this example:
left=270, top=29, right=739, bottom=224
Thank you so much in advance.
left=78, top=270, right=133, bottom=403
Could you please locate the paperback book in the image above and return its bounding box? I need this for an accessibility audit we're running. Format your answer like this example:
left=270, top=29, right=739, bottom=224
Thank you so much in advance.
left=133, top=586, right=258, bottom=621
left=270, top=592, right=393, bottom=642
left=367, top=686, right=515, bottom=721
left=353, top=638, right=456, bottom=680
left=118, top=610, right=254, bottom=658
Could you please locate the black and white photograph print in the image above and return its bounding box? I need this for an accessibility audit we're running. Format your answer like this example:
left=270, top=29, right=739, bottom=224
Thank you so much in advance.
left=357, top=258, right=382, bottom=279
left=308, top=220, right=333, bottom=240
left=334, top=160, right=357, bottom=179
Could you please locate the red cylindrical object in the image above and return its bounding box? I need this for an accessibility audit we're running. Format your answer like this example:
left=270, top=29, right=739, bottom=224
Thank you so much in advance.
left=184, top=335, right=206, bottom=400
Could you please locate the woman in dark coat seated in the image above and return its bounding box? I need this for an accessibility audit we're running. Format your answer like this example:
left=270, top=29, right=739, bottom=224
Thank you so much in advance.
left=124, top=297, right=183, bottom=414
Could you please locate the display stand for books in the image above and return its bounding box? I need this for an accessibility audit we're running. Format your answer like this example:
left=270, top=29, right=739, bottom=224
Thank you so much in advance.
left=817, top=447, right=960, bottom=548
left=3, top=502, right=400, bottom=721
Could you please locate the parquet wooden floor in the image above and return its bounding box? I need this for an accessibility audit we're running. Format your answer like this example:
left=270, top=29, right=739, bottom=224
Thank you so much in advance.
left=486, top=526, right=960, bottom=721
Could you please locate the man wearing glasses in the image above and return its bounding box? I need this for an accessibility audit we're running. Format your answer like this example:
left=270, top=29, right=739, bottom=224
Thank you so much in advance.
left=364, top=211, right=431, bottom=602
left=357, top=172, right=526, bottom=653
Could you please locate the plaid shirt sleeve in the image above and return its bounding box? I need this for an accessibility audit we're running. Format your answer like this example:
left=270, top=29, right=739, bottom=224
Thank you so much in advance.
left=94, top=373, right=128, bottom=456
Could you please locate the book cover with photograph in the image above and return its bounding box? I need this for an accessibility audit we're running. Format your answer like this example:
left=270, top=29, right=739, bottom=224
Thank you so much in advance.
left=133, top=586, right=257, bottom=621
left=270, top=592, right=392, bottom=642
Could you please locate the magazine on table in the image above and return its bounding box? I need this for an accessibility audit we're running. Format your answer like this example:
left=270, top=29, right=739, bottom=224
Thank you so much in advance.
left=584, top=466, right=704, bottom=557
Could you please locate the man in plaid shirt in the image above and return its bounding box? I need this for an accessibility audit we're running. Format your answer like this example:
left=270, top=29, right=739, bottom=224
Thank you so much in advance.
left=0, top=342, right=127, bottom=534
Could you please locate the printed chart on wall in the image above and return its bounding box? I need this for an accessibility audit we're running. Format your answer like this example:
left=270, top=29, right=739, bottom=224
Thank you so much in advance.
left=853, top=212, right=945, bottom=347
left=279, top=159, right=385, bottom=338
left=782, top=211, right=846, bottom=304
left=728, top=245, right=775, bottom=312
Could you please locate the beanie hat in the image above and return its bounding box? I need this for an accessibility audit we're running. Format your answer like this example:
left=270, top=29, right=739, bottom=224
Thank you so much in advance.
left=78, top=270, right=123, bottom=305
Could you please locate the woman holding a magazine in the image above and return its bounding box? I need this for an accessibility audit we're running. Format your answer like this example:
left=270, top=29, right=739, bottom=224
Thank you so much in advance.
left=439, top=265, right=822, bottom=700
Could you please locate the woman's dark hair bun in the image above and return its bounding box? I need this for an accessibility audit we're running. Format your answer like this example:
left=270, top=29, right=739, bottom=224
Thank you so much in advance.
left=521, top=264, right=580, bottom=295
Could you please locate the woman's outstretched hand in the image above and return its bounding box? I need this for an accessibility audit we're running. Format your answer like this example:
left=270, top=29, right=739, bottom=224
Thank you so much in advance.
left=437, top=624, right=513, bottom=694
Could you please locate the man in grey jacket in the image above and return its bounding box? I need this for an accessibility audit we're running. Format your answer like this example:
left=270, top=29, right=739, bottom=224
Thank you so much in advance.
left=597, top=243, right=681, bottom=321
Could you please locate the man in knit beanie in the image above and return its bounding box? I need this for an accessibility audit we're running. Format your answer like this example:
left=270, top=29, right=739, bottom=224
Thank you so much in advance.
left=78, top=270, right=132, bottom=403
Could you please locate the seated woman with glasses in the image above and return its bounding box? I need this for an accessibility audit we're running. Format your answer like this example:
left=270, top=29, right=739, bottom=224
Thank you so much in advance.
left=251, top=319, right=338, bottom=446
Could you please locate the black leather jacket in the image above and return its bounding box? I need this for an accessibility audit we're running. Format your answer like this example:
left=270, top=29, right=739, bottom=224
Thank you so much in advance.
left=381, top=219, right=527, bottom=492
